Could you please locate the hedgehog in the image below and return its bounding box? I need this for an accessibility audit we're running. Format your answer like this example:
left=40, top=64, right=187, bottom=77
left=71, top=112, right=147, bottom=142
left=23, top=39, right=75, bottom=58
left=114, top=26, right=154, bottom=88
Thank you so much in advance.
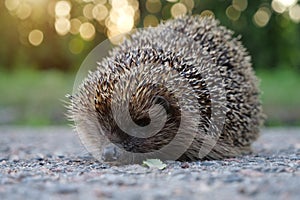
left=68, top=16, right=264, bottom=165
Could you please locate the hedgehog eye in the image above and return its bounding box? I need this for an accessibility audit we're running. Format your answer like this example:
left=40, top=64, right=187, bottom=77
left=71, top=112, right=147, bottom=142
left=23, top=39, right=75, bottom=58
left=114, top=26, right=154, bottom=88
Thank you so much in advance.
left=152, top=95, right=170, bottom=111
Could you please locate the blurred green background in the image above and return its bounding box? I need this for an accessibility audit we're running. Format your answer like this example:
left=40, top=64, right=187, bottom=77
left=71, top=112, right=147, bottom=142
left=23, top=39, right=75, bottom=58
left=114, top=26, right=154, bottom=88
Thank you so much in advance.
left=0, top=0, right=299, bottom=126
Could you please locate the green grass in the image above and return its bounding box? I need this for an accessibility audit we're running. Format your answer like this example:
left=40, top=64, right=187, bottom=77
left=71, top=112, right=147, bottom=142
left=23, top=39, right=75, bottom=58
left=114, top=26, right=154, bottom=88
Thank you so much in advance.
left=257, top=69, right=300, bottom=126
left=0, top=69, right=75, bottom=126
left=0, top=68, right=299, bottom=126
left=257, top=69, right=300, bottom=106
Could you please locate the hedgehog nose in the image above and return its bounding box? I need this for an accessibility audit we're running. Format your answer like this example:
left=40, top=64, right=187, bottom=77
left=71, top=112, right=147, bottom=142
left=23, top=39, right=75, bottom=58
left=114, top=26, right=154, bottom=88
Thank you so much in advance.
left=101, top=144, right=120, bottom=162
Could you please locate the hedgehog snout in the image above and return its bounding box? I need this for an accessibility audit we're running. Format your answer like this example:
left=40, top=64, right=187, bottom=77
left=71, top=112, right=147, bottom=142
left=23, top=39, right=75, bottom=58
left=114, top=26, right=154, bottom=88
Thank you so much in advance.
left=101, top=144, right=121, bottom=162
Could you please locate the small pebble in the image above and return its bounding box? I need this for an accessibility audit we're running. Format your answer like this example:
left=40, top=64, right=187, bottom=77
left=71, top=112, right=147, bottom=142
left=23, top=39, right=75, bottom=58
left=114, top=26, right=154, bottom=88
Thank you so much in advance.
left=181, top=162, right=190, bottom=169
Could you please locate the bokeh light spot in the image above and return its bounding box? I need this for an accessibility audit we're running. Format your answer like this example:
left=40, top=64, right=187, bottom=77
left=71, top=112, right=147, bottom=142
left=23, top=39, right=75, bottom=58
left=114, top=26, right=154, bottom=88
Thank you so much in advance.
left=200, top=10, right=214, bottom=17
left=55, top=18, right=71, bottom=35
left=253, top=7, right=271, bottom=27
left=69, top=38, right=84, bottom=54
left=92, top=4, right=109, bottom=21
left=146, top=0, right=162, bottom=14
left=232, top=0, right=248, bottom=12
left=181, top=0, right=195, bottom=11
left=226, top=5, right=241, bottom=21
left=122, top=5, right=136, bottom=17
left=83, top=4, right=94, bottom=20
left=105, top=0, right=137, bottom=40
left=129, top=0, right=140, bottom=11
left=16, top=3, right=32, bottom=20
left=271, top=0, right=297, bottom=13
left=278, top=0, right=297, bottom=8
left=109, top=9, right=120, bottom=24
left=94, top=0, right=107, bottom=4
left=55, top=1, right=71, bottom=17
left=70, top=18, right=82, bottom=35
left=107, top=30, right=126, bottom=45
left=28, top=29, right=44, bottom=46
left=171, top=3, right=187, bottom=18
left=117, top=14, right=134, bottom=33
left=143, top=15, right=159, bottom=27
left=5, top=0, right=20, bottom=11
left=111, top=0, right=128, bottom=8
left=80, top=22, right=96, bottom=41
left=271, top=0, right=286, bottom=13
left=289, top=4, right=300, bottom=23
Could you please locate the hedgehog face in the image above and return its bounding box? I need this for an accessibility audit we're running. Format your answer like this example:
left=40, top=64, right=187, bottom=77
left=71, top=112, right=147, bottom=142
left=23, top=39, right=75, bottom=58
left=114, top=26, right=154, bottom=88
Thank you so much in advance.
left=96, top=83, right=183, bottom=163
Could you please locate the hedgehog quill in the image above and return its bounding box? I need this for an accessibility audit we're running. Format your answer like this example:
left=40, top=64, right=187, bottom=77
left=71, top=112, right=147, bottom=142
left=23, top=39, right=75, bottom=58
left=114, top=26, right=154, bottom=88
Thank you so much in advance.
left=68, top=16, right=264, bottom=165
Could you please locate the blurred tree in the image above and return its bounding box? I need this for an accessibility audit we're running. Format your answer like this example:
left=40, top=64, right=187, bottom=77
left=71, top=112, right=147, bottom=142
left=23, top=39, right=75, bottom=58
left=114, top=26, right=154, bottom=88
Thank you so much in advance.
left=0, top=0, right=299, bottom=72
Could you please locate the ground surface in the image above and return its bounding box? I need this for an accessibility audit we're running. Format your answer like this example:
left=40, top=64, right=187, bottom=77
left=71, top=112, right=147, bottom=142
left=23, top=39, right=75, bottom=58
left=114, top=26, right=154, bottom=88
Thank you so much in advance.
left=0, top=127, right=299, bottom=200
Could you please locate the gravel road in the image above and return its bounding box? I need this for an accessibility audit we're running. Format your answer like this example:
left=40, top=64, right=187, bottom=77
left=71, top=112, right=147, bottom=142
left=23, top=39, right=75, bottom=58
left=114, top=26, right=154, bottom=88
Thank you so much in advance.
left=0, top=127, right=299, bottom=200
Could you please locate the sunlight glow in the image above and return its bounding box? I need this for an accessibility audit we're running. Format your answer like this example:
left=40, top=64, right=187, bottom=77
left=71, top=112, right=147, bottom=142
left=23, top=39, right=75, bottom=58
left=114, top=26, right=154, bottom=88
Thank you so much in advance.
left=7, top=0, right=299, bottom=49
left=110, top=0, right=128, bottom=8
left=117, top=15, right=134, bottom=33
left=105, top=0, right=139, bottom=44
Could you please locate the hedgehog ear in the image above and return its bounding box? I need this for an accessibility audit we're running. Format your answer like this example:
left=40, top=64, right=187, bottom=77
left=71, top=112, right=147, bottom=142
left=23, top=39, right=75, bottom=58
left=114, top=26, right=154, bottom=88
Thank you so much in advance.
left=152, top=95, right=170, bottom=112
